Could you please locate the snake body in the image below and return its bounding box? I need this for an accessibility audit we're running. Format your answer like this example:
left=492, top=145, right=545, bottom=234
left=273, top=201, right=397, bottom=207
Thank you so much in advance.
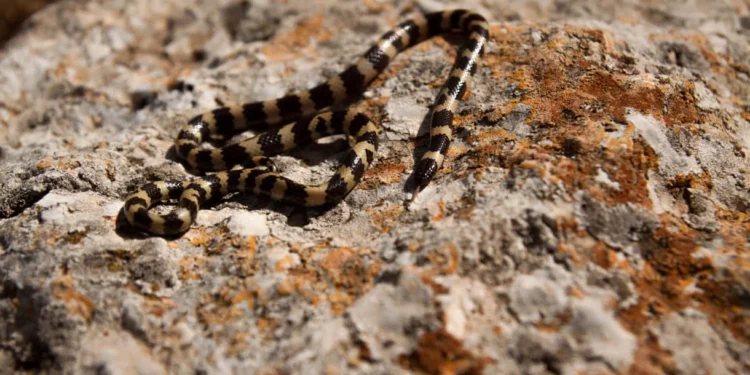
left=123, top=9, right=489, bottom=235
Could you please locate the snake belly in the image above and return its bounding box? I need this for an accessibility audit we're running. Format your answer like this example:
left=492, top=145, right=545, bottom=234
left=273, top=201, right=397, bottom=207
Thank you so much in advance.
left=123, top=9, right=489, bottom=235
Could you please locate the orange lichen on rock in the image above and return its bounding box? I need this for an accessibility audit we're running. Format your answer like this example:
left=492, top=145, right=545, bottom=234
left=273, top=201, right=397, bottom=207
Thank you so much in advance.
left=556, top=242, right=587, bottom=268
left=262, top=14, right=333, bottom=62
left=426, top=243, right=459, bottom=276
left=398, top=329, right=493, bottom=375
left=714, top=208, right=750, bottom=253
left=360, top=161, right=407, bottom=190
left=577, top=71, right=664, bottom=124
left=590, top=241, right=619, bottom=269
left=463, top=126, right=518, bottom=167
left=618, top=215, right=718, bottom=335
left=695, top=272, right=750, bottom=344
left=142, top=296, right=176, bottom=318
left=224, top=332, right=252, bottom=358
left=320, top=247, right=358, bottom=282
left=187, top=227, right=254, bottom=257
left=628, top=332, right=678, bottom=374
left=270, top=242, right=382, bottom=314
left=327, top=289, right=354, bottom=315
left=197, top=278, right=261, bottom=325
left=362, top=0, right=390, bottom=13
left=36, top=158, right=54, bottom=169
left=276, top=267, right=323, bottom=302
left=231, top=236, right=259, bottom=276
left=691, top=208, right=750, bottom=343
left=179, top=254, right=209, bottom=280
left=468, top=23, right=723, bottom=221
left=667, top=171, right=714, bottom=192
left=366, top=202, right=404, bottom=232
left=33, top=156, right=82, bottom=172
left=320, top=247, right=381, bottom=313
left=50, top=276, right=96, bottom=322
left=495, top=26, right=707, bottom=128
left=186, top=227, right=213, bottom=247
left=418, top=243, right=460, bottom=295
left=536, top=308, right=573, bottom=333
left=256, top=317, right=280, bottom=338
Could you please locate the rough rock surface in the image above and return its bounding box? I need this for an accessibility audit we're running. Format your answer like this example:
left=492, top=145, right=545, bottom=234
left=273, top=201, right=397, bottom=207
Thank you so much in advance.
left=1, top=0, right=749, bottom=374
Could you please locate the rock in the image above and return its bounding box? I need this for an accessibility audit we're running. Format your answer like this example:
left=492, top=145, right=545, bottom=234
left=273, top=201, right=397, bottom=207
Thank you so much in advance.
left=226, top=211, right=270, bottom=237
left=628, top=111, right=702, bottom=178
left=347, top=271, right=438, bottom=361
left=77, top=329, right=166, bottom=375
left=509, top=274, right=568, bottom=324
left=128, top=239, right=181, bottom=296
left=656, top=310, right=745, bottom=374
left=0, top=0, right=748, bottom=373
left=562, top=297, right=637, bottom=372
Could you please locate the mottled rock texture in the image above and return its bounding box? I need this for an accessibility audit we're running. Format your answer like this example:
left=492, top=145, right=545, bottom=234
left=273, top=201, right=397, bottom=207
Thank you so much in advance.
left=1, top=0, right=749, bottom=374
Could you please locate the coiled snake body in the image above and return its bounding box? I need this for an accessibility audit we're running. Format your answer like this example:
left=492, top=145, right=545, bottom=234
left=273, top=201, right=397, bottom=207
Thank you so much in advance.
left=123, top=9, right=489, bottom=235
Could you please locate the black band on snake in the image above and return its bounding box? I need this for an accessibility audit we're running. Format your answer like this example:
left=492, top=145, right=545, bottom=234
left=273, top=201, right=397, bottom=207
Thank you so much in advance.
left=122, top=9, right=489, bottom=235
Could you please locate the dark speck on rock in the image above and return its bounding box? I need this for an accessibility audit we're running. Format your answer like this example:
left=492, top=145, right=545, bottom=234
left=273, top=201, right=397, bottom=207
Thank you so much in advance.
left=561, top=138, right=582, bottom=157
left=130, top=90, right=158, bottom=111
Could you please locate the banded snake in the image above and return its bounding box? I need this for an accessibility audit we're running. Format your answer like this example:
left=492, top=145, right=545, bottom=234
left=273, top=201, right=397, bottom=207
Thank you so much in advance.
left=123, top=9, right=489, bottom=235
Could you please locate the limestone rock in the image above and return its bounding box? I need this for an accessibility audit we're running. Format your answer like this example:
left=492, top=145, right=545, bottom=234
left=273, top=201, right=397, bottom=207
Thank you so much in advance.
left=1, top=0, right=748, bottom=373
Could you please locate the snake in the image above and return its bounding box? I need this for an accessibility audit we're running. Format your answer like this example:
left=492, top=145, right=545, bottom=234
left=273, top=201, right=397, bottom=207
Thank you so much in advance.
left=122, top=9, right=489, bottom=235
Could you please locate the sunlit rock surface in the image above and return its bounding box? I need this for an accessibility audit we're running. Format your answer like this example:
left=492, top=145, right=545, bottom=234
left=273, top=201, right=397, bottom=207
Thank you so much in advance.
left=1, top=0, right=748, bottom=373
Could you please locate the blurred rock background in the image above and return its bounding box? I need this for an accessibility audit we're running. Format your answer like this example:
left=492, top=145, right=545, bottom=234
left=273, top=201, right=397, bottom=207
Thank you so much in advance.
left=0, top=0, right=57, bottom=45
